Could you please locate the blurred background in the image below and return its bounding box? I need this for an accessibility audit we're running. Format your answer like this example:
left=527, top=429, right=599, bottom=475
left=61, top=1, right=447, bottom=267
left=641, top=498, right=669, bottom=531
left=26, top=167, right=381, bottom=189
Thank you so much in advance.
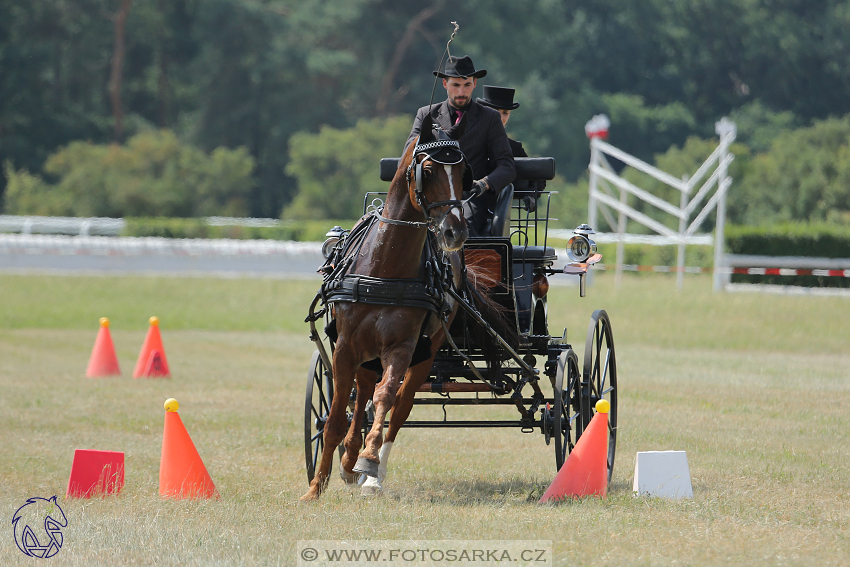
left=2, top=0, right=850, bottom=233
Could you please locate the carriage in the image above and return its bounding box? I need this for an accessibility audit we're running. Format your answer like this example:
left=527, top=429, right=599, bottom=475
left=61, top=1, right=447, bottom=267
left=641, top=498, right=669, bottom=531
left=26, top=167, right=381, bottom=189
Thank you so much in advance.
left=303, top=152, right=618, bottom=494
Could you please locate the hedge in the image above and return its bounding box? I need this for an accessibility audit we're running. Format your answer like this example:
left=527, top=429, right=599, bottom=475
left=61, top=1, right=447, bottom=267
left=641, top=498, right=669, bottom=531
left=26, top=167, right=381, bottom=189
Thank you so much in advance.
left=725, top=223, right=850, bottom=288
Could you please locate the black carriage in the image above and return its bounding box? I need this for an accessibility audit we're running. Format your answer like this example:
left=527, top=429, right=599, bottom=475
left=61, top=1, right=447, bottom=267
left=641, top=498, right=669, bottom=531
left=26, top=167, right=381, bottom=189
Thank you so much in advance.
left=305, top=157, right=617, bottom=485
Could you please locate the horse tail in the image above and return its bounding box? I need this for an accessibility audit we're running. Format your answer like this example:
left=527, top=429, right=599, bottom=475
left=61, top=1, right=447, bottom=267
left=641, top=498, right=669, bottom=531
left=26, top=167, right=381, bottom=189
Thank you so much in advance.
left=461, top=256, right=520, bottom=381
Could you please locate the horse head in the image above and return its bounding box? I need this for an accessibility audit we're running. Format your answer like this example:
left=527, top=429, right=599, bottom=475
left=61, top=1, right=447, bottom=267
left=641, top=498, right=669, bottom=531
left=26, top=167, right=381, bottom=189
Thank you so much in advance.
left=407, top=113, right=470, bottom=252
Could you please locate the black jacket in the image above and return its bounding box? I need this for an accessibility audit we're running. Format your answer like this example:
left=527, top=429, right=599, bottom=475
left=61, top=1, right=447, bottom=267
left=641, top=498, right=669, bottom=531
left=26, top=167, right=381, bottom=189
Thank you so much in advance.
left=405, top=100, right=516, bottom=193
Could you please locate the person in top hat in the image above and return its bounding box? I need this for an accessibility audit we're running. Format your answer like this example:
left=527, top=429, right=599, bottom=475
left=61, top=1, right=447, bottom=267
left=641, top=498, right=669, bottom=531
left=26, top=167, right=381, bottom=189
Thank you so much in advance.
left=405, top=55, right=515, bottom=236
left=476, top=85, right=546, bottom=212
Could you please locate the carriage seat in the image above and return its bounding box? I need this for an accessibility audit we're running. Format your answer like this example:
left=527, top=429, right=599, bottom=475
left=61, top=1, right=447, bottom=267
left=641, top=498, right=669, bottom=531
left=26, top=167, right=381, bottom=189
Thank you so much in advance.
left=512, top=246, right=557, bottom=262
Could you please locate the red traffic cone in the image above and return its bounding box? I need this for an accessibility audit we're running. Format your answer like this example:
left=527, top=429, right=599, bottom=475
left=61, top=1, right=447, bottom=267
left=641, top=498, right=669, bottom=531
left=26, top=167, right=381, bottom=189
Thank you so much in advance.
left=133, top=317, right=170, bottom=378
left=540, top=399, right=610, bottom=503
left=66, top=449, right=125, bottom=498
left=86, top=318, right=121, bottom=377
left=159, top=398, right=218, bottom=499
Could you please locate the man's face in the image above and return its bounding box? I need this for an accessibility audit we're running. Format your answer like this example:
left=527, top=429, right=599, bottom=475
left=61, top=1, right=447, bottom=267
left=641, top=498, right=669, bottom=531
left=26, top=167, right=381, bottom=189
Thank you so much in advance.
left=498, top=109, right=511, bottom=127
left=443, top=77, right=477, bottom=109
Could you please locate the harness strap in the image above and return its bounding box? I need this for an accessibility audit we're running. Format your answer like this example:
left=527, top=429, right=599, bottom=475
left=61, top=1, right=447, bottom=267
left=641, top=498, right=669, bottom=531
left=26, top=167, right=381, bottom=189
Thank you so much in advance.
left=324, top=274, right=443, bottom=314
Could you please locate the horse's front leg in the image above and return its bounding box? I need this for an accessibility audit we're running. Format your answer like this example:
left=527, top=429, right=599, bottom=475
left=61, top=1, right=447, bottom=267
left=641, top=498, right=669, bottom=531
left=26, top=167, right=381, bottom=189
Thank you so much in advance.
left=300, top=347, right=357, bottom=502
left=339, top=367, right=377, bottom=484
left=361, top=325, right=447, bottom=496
left=360, top=360, right=431, bottom=495
left=354, top=342, right=415, bottom=478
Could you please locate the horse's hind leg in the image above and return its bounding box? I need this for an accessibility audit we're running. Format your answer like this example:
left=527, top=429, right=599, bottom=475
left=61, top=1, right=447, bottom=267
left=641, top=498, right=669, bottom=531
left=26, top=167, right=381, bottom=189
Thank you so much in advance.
left=340, top=368, right=376, bottom=484
left=300, top=349, right=357, bottom=502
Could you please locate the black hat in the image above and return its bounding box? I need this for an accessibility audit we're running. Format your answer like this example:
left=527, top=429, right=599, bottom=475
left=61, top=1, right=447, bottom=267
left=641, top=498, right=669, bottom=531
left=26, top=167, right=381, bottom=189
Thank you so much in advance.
left=476, top=86, right=519, bottom=110
left=434, top=55, right=487, bottom=79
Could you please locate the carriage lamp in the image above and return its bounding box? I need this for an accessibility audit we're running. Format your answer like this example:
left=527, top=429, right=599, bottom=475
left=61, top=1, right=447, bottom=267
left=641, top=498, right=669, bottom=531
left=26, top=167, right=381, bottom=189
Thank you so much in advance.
left=567, top=224, right=597, bottom=263
left=532, top=273, right=549, bottom=298
left=322, top=226, right=346, bottom=259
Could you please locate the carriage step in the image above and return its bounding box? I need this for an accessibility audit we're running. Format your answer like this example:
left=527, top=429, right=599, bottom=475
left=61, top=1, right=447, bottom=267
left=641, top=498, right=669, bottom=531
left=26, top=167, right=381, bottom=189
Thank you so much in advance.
left=417, top=382, right=497, bottom=393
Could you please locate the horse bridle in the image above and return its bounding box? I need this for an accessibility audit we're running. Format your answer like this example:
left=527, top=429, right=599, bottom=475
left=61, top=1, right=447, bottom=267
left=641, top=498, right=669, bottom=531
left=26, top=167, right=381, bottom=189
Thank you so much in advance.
left=375, top=139, right=469, bottom=230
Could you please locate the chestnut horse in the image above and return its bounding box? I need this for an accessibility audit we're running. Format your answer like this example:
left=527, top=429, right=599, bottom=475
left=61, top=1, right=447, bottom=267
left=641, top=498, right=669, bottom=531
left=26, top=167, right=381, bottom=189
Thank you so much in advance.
left=301, top=114, right=470, bottom=501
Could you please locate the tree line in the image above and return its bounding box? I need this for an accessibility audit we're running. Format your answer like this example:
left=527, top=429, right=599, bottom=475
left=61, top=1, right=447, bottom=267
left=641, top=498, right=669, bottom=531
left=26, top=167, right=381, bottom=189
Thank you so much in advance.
left=2, top=0, right=849, bottom=225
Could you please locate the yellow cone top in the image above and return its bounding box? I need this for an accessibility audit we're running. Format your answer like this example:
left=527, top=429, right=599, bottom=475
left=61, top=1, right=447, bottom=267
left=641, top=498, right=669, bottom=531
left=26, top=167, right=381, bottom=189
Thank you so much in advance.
left=595, top=399, right=610, bottom=414
left=164, top=398, right=179, bottom=412
left=99, top=317, right=110, bottom=328
left=149, top=316, right=160, bottom=326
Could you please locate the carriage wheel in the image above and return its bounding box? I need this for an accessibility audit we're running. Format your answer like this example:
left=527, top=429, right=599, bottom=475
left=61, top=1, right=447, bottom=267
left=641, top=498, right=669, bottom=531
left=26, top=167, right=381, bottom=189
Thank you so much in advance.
left=304, top=350, right=334, bottom=483
left=553, top=348, right=581, bottom=470
left=581, top=309, right=618, bottom=482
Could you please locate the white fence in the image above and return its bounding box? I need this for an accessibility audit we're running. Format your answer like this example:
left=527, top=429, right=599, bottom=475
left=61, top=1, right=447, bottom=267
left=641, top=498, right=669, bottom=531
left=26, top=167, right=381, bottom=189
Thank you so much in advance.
left=0, top=215, right=284, bottom=237
left=586, top=116, right=736, bottom=290
left=0, top=215, right=125, bottom=236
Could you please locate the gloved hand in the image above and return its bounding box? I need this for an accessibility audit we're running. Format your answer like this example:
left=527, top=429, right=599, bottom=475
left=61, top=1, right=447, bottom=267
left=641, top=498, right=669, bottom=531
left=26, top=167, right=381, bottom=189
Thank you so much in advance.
left=470, top=179, right=488, bottom=197
left=523, top=195, right=537, bottom=212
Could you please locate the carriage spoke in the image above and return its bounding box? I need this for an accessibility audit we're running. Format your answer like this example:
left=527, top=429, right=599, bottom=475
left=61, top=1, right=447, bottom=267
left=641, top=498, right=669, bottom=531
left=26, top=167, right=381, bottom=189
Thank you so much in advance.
left=600, top=348, right=611, bottom=394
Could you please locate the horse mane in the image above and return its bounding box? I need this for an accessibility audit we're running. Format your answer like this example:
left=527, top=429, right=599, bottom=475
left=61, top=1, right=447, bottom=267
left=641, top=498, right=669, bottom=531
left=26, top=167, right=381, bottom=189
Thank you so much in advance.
left=390, top=133, right=418, bottom=197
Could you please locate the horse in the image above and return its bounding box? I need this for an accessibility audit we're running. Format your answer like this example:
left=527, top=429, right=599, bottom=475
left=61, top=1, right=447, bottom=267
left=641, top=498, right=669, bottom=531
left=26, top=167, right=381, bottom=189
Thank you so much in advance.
left=355, top=250, right=509, bottom=496
left=300, top=113, right=471, bottom=501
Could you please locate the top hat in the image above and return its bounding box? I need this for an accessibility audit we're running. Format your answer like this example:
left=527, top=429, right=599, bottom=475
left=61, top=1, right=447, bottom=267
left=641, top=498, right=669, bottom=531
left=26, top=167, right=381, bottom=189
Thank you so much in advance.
left=434, top=55, right=487, bottom=79
left=476, top=86, right=519, bottom=110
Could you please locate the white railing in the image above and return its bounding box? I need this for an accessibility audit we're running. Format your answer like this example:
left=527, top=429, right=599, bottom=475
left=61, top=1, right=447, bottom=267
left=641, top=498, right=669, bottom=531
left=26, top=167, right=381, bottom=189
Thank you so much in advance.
left=0, top=215, right=285, bottom=236
left=586, top=116, right=736, bottom=290
left=0, top=215, right=126, bottom=236
left=0, top=233, right=320, bottom=256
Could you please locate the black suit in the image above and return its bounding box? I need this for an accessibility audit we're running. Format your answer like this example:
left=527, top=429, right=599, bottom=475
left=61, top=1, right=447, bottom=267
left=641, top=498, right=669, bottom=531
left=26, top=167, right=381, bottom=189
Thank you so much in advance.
left=406, top=100, right=516, bottom=236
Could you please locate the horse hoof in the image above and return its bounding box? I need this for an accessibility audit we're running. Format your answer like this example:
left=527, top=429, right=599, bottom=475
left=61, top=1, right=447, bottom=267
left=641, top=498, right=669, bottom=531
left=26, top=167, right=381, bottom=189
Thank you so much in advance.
left=353, top=457, right=379, bottom=477
left=299, top=491, right=319, bottom=502
left=339, top=468, right=358, bottom=485
left=361, top=475, right=383, bottom=496
left=361, top=484, right=383, bottom=497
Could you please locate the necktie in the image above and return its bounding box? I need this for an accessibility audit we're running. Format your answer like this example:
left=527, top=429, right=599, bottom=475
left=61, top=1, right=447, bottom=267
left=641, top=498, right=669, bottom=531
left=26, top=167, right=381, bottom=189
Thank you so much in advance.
left=455, top=110, right=464, bottom=125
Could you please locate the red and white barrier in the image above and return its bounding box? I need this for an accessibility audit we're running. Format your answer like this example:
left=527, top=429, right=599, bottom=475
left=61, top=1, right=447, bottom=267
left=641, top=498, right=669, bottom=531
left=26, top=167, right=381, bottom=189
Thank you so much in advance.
left=596, top=264, right=850, bottom=277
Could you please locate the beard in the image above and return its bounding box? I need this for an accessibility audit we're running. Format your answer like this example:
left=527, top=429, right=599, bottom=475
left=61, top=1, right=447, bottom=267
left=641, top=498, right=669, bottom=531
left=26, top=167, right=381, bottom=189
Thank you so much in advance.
left=450, top=95, right=470, bottom=109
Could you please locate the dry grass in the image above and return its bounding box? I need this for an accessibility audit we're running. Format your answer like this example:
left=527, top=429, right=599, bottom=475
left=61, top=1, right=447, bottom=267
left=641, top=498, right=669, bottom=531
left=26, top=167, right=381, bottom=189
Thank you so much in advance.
left=0, top=273, right=848, bottom=566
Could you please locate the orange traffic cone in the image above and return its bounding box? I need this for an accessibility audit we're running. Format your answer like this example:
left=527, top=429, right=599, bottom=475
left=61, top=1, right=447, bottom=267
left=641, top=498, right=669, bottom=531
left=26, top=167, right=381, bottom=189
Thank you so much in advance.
left=539, top=399, right=610, bottom=503
left=66, top=449, right=125, bottom=498
left=159, top=398, right=218, bottom=499
left=133, top=317, right=170, bottom=378
left=86, top=318, right=121, bottom=377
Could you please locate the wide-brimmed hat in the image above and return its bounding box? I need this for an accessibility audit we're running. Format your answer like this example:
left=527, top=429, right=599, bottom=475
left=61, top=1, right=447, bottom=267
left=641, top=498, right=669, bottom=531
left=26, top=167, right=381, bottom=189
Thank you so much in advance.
left=476, top=86, right=519, bottom=110
left=434, top=55, right=487, bottom=79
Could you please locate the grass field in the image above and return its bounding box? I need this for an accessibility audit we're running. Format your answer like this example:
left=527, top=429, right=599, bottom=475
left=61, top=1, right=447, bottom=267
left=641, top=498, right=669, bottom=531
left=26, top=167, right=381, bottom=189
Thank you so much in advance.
left=1, top=272, right=848, bottom=566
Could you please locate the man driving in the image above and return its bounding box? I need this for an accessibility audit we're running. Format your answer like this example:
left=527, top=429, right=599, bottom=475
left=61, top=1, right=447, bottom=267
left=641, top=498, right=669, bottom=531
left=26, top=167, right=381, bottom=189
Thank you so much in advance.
left=405, top=55, right=515, bottom=236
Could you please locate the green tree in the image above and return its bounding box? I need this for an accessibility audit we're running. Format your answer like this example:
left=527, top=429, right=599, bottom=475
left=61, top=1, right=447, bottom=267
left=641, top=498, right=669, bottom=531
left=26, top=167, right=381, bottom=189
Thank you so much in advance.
left=735, top=116, right=850, bottom=226
left=283, top=116, right=411, bottom=220
left=3, top=130, right=255, bottom=217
